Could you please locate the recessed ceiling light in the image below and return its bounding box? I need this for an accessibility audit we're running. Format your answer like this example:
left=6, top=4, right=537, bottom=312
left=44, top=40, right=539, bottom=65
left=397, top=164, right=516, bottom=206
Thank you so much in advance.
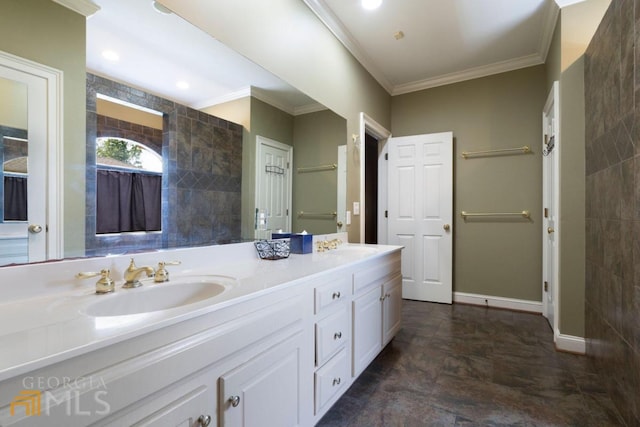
left=152, top=1, right=172, bottom=15
left=362, top=0, right=382, bottom=10
left=176, top=81, right=190, bottom=90
left=102, top=50, right=119, bottom=61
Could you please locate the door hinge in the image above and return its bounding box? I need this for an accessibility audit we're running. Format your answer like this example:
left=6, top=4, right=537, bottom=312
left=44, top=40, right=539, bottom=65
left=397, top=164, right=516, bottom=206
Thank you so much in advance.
left=287, top=162, right=290, bottom=169
left=385, top=153, right=388, bottom=160
left=544, top=208, right=548, bottom=218
left=385, top=210, right=388, bottom=218
left=286, top=209, right=289, bottom=216
left=544, top=281, right=549, bottom=292
left=544, top=134, right=548, bottom=145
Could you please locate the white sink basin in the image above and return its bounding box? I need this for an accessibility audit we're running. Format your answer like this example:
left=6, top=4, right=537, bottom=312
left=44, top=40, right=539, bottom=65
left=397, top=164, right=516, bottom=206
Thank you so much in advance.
left=84, top=276, right=234, bottom=317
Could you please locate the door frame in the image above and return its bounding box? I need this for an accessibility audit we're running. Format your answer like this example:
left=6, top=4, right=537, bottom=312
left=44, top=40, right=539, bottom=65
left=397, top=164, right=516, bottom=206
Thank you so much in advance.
left=0, top=50, right=63, bottom=261
left=358, top=112, right=391, bottom=243
left=542, top=81, right=560, bottom=341
left=255, top=135, right=292, bottom=237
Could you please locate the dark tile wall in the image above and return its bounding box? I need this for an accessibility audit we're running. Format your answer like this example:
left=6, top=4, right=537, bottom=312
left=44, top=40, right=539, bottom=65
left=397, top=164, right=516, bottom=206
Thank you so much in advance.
left=86, top=74, right=242, bottom=256
left=96, top=114, right=163, bottom=155
left=584, top=0, right=640, bottom=425
left=0, top=126, right=28, bottom=222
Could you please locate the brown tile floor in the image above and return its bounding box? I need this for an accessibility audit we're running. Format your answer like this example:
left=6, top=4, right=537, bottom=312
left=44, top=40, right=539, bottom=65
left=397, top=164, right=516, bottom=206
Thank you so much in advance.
left=317, top=300, right=625, bottom=427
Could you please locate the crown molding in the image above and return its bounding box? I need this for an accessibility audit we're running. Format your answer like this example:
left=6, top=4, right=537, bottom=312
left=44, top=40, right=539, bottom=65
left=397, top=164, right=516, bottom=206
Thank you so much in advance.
left=52, top=0, right=100, bottom=17
left=555, top=0, right=587, bottom=7
left=539, top=0, right=560, bottom=63
left=191, top=88, right=252, bottom=110
left=250, top=87, right=295, bottom=115
left=302, top=0, right=393, bottom=94
left=392, top=53, right=544, bottom=95
left=294, top=102, right=328, bottom=116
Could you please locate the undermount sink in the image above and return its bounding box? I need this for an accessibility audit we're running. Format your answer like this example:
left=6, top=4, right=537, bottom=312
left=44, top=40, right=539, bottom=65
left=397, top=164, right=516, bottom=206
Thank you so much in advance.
left=84, top=275, right=234, bottom=317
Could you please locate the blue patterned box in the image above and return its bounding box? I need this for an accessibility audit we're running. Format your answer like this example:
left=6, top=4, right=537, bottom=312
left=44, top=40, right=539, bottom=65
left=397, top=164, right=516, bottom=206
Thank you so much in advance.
left=290, top=233, right=313, bottom=254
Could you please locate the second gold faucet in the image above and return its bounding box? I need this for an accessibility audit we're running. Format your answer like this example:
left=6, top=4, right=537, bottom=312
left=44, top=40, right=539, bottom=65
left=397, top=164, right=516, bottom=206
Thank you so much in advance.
left=123, top=258, right=155, bottom=288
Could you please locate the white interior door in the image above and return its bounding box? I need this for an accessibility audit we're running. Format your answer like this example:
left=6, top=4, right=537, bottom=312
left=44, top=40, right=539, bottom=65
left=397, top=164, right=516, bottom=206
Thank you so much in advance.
left=0, top=65, right=48, bottom=264
left=387, top=132, right=453, bottom=303
left=542, top=82, right=560, bottom=337
left=255, top=136, right=291, bottom=239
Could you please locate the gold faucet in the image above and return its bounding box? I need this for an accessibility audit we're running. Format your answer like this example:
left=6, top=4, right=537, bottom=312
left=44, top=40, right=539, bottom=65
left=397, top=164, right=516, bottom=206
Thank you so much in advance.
left=123, top=258, right=155, bottom=288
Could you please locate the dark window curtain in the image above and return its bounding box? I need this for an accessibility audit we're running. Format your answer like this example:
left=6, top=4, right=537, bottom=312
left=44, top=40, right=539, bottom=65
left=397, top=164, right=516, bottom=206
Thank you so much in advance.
left=96, top=170, right=161, bottom=234
left=4, top=176, right=27, bottom=221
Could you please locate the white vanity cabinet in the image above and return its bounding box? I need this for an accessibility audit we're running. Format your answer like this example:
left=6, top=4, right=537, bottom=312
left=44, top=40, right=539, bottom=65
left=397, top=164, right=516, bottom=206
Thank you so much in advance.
left=0, top=243, right=402, bottom=427
left=312, top=274, right=351, bottom=419
left=352, top=251, right=402, bottom=377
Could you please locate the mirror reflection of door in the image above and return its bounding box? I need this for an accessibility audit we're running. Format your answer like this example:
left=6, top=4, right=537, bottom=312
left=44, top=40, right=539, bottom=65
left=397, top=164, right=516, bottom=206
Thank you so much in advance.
left=0, top=70, right=48, bottom=266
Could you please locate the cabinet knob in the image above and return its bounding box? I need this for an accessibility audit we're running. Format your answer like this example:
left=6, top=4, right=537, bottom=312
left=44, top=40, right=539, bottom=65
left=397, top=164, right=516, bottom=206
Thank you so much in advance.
left=197, top=415, right=212, bottom=426
left=380, top=295, right=387, bottom=301
left=332, top=291, right=341, bottom=299
left=229, top=395, right=241, bottom=407
left=334, top=331, right=342, bottom=340
left=333, top=377, right=341, bottom=386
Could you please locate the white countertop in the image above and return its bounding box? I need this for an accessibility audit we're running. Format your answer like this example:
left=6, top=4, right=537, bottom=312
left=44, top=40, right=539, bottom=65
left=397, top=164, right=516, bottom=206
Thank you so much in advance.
left=0, top=239, right=401, bottom=382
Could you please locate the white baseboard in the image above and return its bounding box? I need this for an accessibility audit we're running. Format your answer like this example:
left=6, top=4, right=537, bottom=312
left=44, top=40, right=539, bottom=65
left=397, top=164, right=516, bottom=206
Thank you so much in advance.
left=453, top=292, right=542, bottom=314
left=555, top=334, right=586, bottom=354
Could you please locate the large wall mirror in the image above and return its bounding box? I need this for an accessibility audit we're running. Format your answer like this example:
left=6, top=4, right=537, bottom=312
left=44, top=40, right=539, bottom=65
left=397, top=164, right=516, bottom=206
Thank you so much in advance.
left=0, top=0, right=346, bottom=266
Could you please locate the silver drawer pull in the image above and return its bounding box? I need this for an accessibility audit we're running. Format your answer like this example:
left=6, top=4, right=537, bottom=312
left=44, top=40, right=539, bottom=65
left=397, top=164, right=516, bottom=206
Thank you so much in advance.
left=198, top=415, right=212, bottom=426
left=229, top=395, right=241, bottom=407
left=332, top=291, right=341, bottom=299
left=334, top=331, right=342, bottom=340
left=333, top=377, right=341, bottom=386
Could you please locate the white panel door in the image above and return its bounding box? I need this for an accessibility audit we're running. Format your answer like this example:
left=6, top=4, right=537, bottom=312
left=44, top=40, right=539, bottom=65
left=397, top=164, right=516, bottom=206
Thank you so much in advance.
left=542, top=82, right=559, bottom=337
left=387, top=132, right=453, bottom=303
left=255, top=136, right=291, bottom=239
left=0, top=66, right=48, bottom=264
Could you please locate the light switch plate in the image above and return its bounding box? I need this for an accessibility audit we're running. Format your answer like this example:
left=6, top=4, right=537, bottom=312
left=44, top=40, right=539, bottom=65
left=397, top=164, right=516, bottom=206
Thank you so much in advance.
left=353, top=202, right=360, bottom=215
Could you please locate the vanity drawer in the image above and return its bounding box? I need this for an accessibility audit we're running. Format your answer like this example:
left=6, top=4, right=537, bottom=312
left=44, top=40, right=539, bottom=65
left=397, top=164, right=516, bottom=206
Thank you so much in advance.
left=315, top=306, right=349, bottom=366
left=314, top=276, right=350, bottom=314
left=314, top=348, right=349, bottom=414
left=353, top=251, right=401, bottom=294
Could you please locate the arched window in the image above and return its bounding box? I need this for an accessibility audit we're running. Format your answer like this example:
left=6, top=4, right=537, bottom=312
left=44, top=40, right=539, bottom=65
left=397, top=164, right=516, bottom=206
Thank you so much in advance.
left=95, top=137, right=162, bottom=234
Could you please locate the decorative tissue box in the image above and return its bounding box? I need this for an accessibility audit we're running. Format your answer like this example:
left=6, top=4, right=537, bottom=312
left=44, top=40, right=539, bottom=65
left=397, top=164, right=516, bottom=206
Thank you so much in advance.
left=290, top=233, right=313, bottom=254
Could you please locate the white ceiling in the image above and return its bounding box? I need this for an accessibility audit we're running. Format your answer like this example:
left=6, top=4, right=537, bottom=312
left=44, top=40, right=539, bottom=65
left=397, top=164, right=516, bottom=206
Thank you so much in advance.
left=85, top=0, right=564, bottom=110
left=86, top=0, right=319, bottom=113
left=303, top=0, right=560, bottom=95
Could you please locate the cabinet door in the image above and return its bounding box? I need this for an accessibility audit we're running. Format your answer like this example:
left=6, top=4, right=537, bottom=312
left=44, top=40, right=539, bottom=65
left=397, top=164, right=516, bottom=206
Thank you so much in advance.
left=219, top=333, right=302, bottom=427
left=352, top=285, right=382, bottom=377
left=383, top=274, right=402, bottom=345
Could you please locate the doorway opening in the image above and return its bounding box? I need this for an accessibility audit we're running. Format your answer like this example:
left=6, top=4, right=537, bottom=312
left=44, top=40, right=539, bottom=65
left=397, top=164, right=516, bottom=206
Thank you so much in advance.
left=358, top=113, right=391, bottom=244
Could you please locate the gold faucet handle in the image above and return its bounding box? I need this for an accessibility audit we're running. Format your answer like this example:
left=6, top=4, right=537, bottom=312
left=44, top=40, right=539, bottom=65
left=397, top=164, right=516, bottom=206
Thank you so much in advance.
left=154, top=260, right=181, bottom=283
left=76, top=269, right=115, bottom=294
left=127, top=257, right=137, bottom=271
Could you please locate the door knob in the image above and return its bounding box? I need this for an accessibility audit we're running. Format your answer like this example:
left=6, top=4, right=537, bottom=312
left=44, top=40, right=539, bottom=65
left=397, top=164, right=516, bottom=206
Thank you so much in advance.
left=28, top=224, right=43, bottom=234
left=547, top=227, right=555, bottom=234
left=443, top=224, right=451, bottom=231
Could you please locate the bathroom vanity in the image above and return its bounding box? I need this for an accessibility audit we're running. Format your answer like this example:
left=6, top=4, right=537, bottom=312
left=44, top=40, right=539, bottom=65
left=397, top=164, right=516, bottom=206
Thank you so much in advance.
left=0, top=235, right=402, bottom=426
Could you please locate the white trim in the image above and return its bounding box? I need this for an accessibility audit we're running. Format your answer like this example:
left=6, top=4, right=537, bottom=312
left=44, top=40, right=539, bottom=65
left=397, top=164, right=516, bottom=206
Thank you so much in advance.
left=191, top=87, right=252, bottom=110
left=0, top=50, right=64, bottom=261
left=52, top=0, right=100, bottom=17
left=538, top=1, right=560, bottom=63
left=302, top=0, right=394, bottom=94
left=453, top=292, right=543, bottom=314
left=97, top=93, right=163, bottom=116
left=555, top=334, right=586, bottom=354
left=392, top=54, right=544, bottom=95
left=293, top=102, right=327, bottom=116
left=358, top=113, right=391, bottom=243
left=555, top=0, right=587, bottom=8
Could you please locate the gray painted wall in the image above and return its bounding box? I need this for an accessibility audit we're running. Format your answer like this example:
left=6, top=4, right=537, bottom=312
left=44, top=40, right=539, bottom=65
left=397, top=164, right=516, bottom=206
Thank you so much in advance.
left=391, top=66, right=547, bottom=302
